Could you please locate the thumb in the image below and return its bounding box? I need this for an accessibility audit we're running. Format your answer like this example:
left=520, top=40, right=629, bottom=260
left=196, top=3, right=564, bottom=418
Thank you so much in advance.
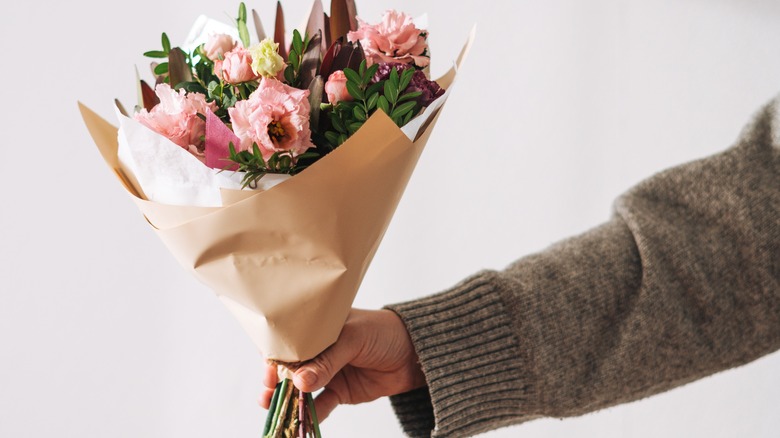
left=293, top=336, right=357, bottom=393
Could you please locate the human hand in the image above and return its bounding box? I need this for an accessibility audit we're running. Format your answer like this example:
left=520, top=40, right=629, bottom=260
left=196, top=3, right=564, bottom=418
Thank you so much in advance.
left=258, top=309, right=426, bottom=420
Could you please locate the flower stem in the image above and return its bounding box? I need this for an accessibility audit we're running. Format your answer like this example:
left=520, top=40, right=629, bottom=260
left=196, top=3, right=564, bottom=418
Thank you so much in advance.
left=306, top=392, right=322, bottom=438
left=266, top=378, right=289, bottom=438
left=263, top=382, right=282, bottom=436
left=298, top=389, right=305, bottom=438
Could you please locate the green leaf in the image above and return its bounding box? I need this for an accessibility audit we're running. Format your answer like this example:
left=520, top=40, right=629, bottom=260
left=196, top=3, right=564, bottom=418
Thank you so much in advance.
left=384, top=80, right=397, bottom=105
left=377, top=96, right=390, bottom=114
left=358, top=60, right=366, bottom=77
left=161, top=33, right=171, bottom=53
left=348, top=121, right=363, bottom=134
left=331, top=114, right=347, bottom=133
left=346, top=81, right=365, bottom=100
left=366, top=82, right=383, bottom=97
left=399, top=68, right=414, bottom=92
left=338, top=133, right=347, bottom=145
left=154, top=62, right=169, bottom=75
left=297, top=151, right=320, bottom=160
left=353, top=105, right=366, bottom=121
left=284, top=66, right=295, bottom=84
left=144, top=50, right=168, bottom=58
left=389, top=67, right=400, bottom=87
left=324, top=131, right=340, bottom=146
left=253, top=144, right=267, bottom=166
left=365, top=64, right=379, bottom=82
left=403, top=109, right=414, bottom=125
left=292, top=30, right=303, bottom=55
left=238, top=20, right=250, bottom=48
left=397, top=91, right=423, bottom=103
left=366, top=93, right=379, bottom=111
left=391, top=101, right=417, bottom=119
left=343, top=68, right=361, bottom=85
left=238, top=2, right=247, bottom=22
left=177, top=81, right=202, bottom=93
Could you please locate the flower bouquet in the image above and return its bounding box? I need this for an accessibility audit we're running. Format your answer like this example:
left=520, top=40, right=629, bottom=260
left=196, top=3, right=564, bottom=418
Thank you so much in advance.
left=79, top=0, right=472, bottom=435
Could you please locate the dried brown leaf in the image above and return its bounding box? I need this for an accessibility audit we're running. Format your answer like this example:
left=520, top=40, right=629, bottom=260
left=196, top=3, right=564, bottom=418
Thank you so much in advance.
left=252, top=9, right=267, bottom=41
left=114, top=99, right=129, bottom=117
left=306, top=0, right=326, bottom=51
left=298, top=31, right=322, bottom=89
left=308, top=76, right=324, bottom=129
left=168, top=48, right=192, bottom=88
left=322, top=12, right=332, bottom=52
left=330, top=0, right=350, bottom=43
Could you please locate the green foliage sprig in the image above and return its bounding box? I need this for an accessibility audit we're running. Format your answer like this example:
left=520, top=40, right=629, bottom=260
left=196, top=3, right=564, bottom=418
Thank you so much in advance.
left=284, top=30, right=311, bottom=88
left=144, top=2, right=259, bottom=123
left=323, top=61, right=423, bottom=148
left=143, top=33, right=172, bottom=79
left=236, top=3, right=251, bottom=48
left=228, top=143, right=319, bottom=189
left=378, top=67, right=422, bottom=126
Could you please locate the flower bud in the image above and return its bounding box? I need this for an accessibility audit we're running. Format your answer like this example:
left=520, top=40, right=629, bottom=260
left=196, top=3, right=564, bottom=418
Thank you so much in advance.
left=204, top=33, right=235, bottom=61
left=324, top=70, right=352, bottom=104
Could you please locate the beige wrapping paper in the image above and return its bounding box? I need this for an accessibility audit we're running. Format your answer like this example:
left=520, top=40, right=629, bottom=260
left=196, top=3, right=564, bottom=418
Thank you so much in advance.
left=79, top=32, right=472, bottom=362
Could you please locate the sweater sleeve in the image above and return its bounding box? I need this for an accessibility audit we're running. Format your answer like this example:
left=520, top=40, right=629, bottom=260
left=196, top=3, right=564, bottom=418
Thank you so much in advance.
left=385, top=98, right=780, bottom=438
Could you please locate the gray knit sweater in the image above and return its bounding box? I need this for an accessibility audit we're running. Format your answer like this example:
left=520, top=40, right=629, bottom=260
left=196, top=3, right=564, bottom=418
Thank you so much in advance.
left=386, top=97, right=780, bottom=437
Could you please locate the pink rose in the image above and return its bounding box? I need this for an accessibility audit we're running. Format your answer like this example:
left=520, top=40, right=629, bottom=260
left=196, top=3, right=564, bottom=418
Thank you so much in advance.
left=228, top=78, right=314, bottom=160
left=214, top=47, right=259, bottom=84
left=134, top=84, right=216, bottom=158
left=203, top=33, right=236, bottom=61
left=324, top=70, right=352, bottom=104
left=347, top=10, right=430, bottom=68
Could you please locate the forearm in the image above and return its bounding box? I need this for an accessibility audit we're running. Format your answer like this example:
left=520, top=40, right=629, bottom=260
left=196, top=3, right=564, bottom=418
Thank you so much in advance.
left=387, top=217, right=644, bottom=437
left=388, top=98, right=780, bottom=437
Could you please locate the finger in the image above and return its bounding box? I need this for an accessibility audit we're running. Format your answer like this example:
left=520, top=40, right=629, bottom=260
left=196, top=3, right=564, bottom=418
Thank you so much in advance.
left=263, top=361, right=278, bottom=388
left=313, top=387, right=342, bottom=421
left=257, top=386, right=276, bottom=409
left=293, top=338, right=358, bottom=393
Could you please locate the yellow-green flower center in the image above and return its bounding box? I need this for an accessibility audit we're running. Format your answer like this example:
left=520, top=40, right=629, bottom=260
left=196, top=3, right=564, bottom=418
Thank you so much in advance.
left=268, top=121, right=286, bottom=142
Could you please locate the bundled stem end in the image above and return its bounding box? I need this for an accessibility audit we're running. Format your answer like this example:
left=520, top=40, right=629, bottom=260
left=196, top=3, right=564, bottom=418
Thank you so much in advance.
left=263, top=377, right=322, bottom=438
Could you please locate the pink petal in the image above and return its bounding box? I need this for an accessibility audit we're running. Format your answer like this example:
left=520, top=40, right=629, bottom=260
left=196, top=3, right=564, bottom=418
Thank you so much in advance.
left=205, top=109, right=241, bottom=171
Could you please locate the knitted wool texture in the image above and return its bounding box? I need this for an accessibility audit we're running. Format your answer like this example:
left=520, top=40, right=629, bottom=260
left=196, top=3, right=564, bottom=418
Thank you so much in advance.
left=386, top=97, right=780, bottom=437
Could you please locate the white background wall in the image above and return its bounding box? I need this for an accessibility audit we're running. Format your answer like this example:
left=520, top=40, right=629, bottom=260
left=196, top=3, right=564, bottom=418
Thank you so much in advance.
left=1, top=0, right=779, bottom=436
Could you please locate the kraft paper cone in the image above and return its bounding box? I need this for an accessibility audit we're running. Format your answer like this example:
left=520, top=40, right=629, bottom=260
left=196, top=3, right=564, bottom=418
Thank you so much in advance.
left=79, top=29, right=473, bottom=362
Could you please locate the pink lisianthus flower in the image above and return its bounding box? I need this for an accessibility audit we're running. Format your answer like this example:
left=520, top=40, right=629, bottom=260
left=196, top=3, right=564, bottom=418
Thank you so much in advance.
left=203, top=33, right=236, bottom=61
left=214, top=46, right=259, bottom=84
left=228, top=78, right=314, bottom=160
left=324, top=70, right=352, bottom=104
left=134, top=83, right=216, bottom=159
left=347, top=10, right=430, bottom=68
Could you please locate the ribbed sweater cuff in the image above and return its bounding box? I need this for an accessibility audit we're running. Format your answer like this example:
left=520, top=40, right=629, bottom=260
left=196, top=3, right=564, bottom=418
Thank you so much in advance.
left=385, top=272, right=529, bottom=437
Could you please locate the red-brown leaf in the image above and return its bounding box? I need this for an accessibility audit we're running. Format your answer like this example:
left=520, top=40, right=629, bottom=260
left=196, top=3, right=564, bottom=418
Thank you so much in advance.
left=140, top=80, right=159, bottom=111
left=319, top=39, right=340, bottom=79
left=345, top=0, right=358, bottom=31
